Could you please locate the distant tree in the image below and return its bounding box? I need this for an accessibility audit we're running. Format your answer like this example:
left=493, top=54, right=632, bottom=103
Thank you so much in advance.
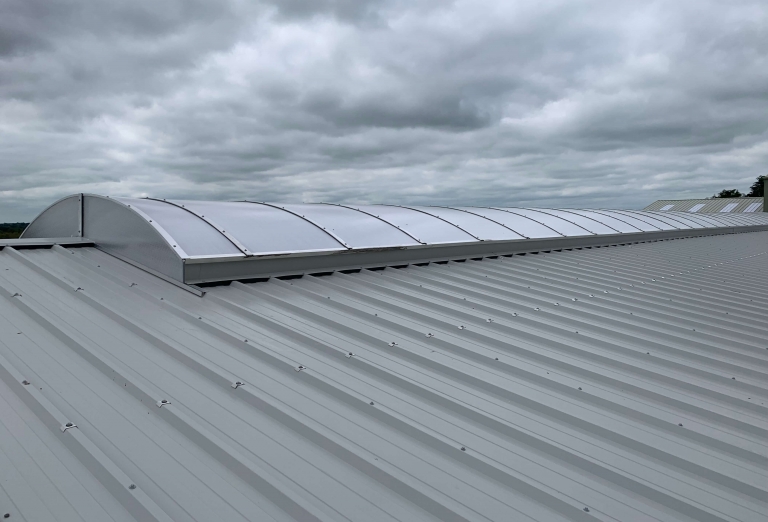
left=745, top=175, right=766, bottom=197
left=712, top=189, right=743, bottom=198
left=0, top=223, right=29, bottom=239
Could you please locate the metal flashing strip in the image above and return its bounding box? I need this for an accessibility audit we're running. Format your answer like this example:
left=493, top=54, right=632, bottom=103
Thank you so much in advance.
left=0, top=238, right=95, bottom=249
left=241, top=201, right=353, bottom=250
left=78, top=193, right=84, bottom=237
left=90, top=247, right=206, bottom=296
left=146, top=198, right=252, bottom=256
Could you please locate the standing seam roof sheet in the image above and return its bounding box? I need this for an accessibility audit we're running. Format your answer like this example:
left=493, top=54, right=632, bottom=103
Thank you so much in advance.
left=1, top=231, right=767, bottom=521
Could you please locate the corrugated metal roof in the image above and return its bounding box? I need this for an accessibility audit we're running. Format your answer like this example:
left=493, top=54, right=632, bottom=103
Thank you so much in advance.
left=644, top=198, right=764, bottom=213
left=1, top=232, right=767, bottom=522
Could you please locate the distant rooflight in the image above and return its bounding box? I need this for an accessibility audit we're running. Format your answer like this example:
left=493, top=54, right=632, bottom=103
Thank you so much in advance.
left=688, top=204, right=705, bottom=212
left=745, top=202, right=762, bottom=212
left=659, top=204, right=674, bottom=211
left=720, top=203, right=738, bottom=212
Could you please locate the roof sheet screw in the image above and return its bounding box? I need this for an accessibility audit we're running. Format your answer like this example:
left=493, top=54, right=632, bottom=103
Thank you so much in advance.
left=346, top=352, right=355, bottom=358
left=156, top=399, right=171, bottom=407
left=457, top=325, right=466, bottom=330
left=369, top=401, right=374, bottom=405
left=678, top=423, right=683, bottom=426
left=11, top=293, right=21, bottom=297
left=583, top=507, right=590, bottom=512
left=3, top=513, right=9, bottom=518
left=60, top=422, right=77, bottom=432
left=129, top=484, right=136, bottom=490
left=425, top=333, right=434, bottom=338
left=578, top=387, right=582, bottom=390
left=295, top=365, right=306, bottom=372
left=460, top=447, right=466, bottom=451
left=231, top=381, right=244, bottom=389
left=486, top=318, right=493, bottom=322
left=388, top=342, right=398, bottom=347
left=21, top=380, right=30, bottom=386
left=731, top=377, right=735, bottom=380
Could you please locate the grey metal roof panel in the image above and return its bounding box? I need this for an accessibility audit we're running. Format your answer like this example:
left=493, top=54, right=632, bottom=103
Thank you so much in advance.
left=0, top=232, right=767, bottom=521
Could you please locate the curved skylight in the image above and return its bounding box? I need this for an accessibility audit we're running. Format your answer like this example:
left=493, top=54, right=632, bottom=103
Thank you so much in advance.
left=21, top=194, right=768, bottom=284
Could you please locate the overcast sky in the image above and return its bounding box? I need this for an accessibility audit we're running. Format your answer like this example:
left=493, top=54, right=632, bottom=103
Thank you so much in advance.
left=1, top=0, right=767, bottom=221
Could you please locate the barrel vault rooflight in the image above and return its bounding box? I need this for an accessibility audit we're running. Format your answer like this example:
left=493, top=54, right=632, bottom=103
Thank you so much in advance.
left=21, top=194, right=768, bottom=284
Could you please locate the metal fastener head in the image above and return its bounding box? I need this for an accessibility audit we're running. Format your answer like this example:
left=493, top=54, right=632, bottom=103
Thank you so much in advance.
left=156, top=399, right=170, bottom=407
left=388, top=342, right=397, bottom=347
left=345, top=352, right=355, bottom=358
left=60, top=422, right=77, bottom=432
left=231, top=381, right=245, bottom=389
left=457, top=325, right=466, bottom=330
left=21, top=380, right=30, bottom=385
left=425, top=333, right=434, bottom=338
left=129, top=484, right=137, bottom=490
left=460, top=447, right=466, bottom=451
left=295, top=365, right=306, bottom=372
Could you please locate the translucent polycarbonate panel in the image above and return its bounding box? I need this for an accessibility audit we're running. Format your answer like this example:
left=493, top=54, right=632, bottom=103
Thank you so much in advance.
left=353, top=205, right=476, bottom=244
left=728, top=213, right=768, bottom=224
left=666, top=211, right=718, bottom=228
left=659, top=204, right=674, bottom=211
left=409, top=207, right=525, bottom=241
left=456, top=207, right=562, bottom=238
left=642, top=211, right=702, bottom=229
left=278, top=204, right=419, bottom=249
left=682, top=212, right=731, bottom=227
left=720, top=203, right=738, bottom=213
left=627, top=210, right=691, bottom=229
left=172, top=201, right=346, bottom=255
left=495, top=208, right=593, bottom=236
left=559, top=209, right=642, bottom=233
left=530, top=209, right=618, bottom=234
left=745, top=202, right=762, bottom=212
left=117, top=198, right=242, bottom=257
left=688, top=203, right=705, bottom=212
left=585, top=209, right=660, bottom=231
left=701, top=214, right=745, bottom=226
left=605, top=210, right=678, bottom=231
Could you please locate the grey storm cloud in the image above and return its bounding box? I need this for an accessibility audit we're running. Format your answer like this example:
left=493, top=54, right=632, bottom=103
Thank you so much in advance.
left=1, top=0, right=767, bottom=221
